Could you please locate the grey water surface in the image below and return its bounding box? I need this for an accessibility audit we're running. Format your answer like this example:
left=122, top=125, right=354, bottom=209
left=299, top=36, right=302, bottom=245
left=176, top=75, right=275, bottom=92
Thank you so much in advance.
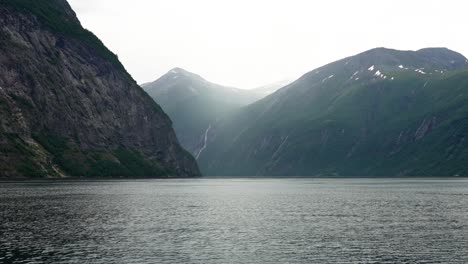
left=1, top=178, right=468, bottom=263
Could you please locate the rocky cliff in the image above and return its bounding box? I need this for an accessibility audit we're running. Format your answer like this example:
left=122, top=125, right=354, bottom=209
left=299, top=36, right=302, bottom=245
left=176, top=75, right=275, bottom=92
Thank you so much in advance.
left=0, top=0, right=200, bottom=177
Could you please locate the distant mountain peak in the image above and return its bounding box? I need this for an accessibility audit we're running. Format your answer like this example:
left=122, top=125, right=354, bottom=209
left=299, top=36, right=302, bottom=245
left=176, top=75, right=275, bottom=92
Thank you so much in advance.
left=168, top=67, right=189, bottom=75
left=252, top=79, right=294, bottom=96
left=166, top=67, right=205, bottom=81
left=416, top=47, right=456, bottom=54
left=363, top=47, right=462, bottom=56
left=356, top=47, right=465, bottom=59
left=301, top=47, right=468, bottom=84
left=416, top=47, right=467, bottom=63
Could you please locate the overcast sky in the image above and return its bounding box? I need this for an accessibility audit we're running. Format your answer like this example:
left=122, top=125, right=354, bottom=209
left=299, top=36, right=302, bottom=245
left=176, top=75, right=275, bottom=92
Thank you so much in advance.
left=68, top=0, right=468, bottom=89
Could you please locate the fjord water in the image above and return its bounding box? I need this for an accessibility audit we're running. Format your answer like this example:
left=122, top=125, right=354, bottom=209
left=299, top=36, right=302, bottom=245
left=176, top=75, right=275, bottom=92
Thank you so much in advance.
left=1, top=179, right=468, bottom=263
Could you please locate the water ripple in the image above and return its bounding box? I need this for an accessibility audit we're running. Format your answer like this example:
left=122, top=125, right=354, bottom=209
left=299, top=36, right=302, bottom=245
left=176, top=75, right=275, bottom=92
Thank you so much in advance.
left=1, top=179, right=468, bottom=263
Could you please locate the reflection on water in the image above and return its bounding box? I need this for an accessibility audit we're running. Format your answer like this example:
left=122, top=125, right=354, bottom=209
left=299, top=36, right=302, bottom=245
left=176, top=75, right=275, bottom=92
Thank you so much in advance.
left=1, top=179, right=468, bottom=263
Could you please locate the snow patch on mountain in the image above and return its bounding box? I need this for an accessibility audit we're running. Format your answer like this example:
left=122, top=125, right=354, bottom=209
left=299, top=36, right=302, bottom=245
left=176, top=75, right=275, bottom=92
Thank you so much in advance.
left=322, top=75, right=335, bottom=83
left=374, top=70, right=387, bottom=79
left=415, top=69, right=427, bottom=74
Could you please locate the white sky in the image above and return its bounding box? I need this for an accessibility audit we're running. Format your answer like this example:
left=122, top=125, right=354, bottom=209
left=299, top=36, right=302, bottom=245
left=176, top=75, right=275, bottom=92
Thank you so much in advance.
left=68, top=0, right=468, bottom=89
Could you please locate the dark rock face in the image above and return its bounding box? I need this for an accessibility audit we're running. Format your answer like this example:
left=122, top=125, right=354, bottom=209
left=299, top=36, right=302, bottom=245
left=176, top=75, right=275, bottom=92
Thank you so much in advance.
left=0, top=0, right=200, bottom=177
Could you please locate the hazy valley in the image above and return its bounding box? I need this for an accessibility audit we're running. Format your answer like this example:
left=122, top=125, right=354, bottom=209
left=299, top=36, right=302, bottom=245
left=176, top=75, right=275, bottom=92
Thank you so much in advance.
left=148, top=48, right=468, bottom=177
left=0, top=0, right=468, bottom=179
left=2, top=1, right=468, bottom=263
left=142, top=68, right=288, bottom=157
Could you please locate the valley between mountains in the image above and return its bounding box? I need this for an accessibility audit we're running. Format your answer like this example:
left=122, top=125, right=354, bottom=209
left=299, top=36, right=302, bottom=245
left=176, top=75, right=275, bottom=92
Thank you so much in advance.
left=1, top=0, right=468, bottom=178
left=145, top=48, right=468, bottom=177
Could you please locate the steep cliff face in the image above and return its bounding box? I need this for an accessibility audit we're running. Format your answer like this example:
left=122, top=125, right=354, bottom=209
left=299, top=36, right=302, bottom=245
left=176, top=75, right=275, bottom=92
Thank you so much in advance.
left=0, top=0, right=200, bottom=177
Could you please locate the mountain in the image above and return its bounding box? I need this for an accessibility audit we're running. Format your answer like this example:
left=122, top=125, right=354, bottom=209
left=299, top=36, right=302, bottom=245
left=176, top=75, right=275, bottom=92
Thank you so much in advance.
left=0, top=0, right=200, bottom=177
left=142, top=68, right=287, bottom=157
left=199, top=47, right=468, bottom=176
left=251, top=79, right=293, bottom=97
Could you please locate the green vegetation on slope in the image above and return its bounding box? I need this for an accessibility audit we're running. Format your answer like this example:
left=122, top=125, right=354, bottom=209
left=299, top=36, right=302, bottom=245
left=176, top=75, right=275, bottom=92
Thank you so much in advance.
left=199, top=48, right=468, bottom=176
left=0, top=0, right=198, bottom=178
left=0, top=134, right=48, bottom=177
left=2, top=0, right=125, bottom=71
left=33, top=133, right=172, bottom=177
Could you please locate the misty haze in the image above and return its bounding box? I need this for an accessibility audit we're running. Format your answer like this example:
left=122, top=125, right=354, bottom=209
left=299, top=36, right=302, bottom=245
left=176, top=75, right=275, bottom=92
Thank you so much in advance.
left=1, top=0, right=468, bottom=263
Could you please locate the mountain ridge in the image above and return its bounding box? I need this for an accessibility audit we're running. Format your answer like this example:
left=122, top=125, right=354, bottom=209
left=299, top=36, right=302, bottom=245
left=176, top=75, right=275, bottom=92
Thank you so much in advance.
left=198, top=47, right=468, bottom=176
